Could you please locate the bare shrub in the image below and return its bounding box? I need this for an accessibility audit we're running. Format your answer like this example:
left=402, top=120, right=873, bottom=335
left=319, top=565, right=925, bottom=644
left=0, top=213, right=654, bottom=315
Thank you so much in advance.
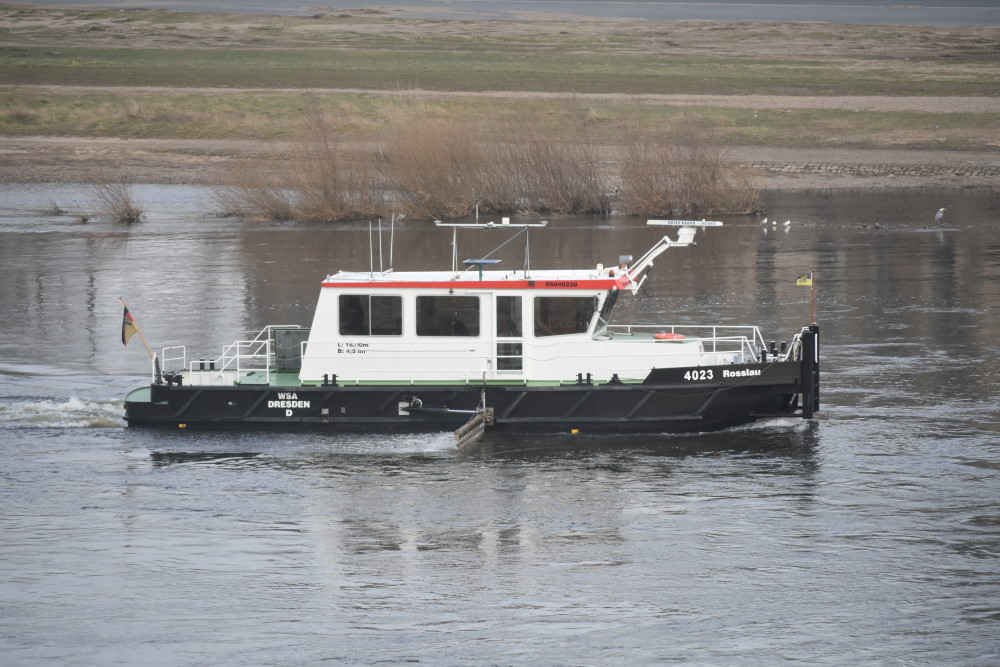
left=490, top=116, right=608, bottom=215
left=89, top=171, right=144, bottom=222
left=218, top=97, right=758, bottom=223
left=386, top=115, right=483, bottom=219
left=214, top=95, right=385, bottom=222
left=386, top=106, right=611, bottom=218
left=212, top=161, right=295, bottom=222
left=42, top=201, right=66, bottom=216
left=620, top=121, right=758, bottom=217
left=290, top=98, right=386, bottom=221
left=703, top=162, right=759, bottom=215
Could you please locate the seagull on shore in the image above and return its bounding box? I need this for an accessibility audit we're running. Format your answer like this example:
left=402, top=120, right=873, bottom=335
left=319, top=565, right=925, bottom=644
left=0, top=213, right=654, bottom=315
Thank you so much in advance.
left=934, top=207, right=946, bottom=224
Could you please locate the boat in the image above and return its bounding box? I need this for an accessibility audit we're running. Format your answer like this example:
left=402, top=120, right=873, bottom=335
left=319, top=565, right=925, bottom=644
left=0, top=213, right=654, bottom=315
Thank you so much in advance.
left=124, top=219, right=819, bottom=436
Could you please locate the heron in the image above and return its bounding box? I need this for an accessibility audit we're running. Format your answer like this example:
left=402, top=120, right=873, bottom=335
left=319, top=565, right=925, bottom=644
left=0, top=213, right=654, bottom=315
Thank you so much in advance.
left=935, top=207, right=946, bottom=223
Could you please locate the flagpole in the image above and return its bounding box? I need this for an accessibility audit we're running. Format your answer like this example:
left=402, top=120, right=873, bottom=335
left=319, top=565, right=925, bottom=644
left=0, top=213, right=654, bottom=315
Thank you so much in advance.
left=119, top=297, right=154, bottom=360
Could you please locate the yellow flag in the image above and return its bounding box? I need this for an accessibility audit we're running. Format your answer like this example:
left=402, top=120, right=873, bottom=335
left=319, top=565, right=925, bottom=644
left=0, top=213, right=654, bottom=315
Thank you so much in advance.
left=796, top=273, right=813, bottom=287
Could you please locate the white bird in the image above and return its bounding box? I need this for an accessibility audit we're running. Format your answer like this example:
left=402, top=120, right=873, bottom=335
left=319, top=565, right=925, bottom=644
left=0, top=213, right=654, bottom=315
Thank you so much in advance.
left=783, top=219, right=791, bottom=227
left=761, top=217, right=768, bottom=225
left=935, top=207, right=946, bottom=223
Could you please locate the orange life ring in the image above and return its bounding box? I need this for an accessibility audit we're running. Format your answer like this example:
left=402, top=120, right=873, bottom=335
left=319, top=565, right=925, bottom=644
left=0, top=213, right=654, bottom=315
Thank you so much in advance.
left=654, top=332, right=684, bottom=340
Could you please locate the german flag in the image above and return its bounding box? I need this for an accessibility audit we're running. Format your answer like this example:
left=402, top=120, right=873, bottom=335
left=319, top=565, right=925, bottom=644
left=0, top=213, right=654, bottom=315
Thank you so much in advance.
left=122, top=306, right=138, bottom=346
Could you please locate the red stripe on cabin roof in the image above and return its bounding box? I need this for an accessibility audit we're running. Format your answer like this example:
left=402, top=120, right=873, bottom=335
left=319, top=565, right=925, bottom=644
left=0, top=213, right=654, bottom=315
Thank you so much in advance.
left=320, top=278, right=630, bottom=290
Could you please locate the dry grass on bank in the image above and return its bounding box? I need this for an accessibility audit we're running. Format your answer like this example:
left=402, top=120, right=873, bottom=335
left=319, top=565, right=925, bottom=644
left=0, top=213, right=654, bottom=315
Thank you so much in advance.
left=213, top=101, right=758, bottom=222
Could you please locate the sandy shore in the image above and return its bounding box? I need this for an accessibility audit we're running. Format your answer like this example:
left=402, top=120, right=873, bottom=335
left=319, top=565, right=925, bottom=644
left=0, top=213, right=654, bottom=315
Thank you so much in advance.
left=2, top=135, right=996, bottom=191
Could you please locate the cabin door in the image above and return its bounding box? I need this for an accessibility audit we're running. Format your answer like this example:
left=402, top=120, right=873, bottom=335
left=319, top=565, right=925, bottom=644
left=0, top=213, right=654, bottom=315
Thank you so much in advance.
left=494, top=295, right=524, bottom=378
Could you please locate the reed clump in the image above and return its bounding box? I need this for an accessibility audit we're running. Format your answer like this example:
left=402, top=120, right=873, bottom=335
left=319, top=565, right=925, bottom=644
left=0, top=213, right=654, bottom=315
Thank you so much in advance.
left=89, top=171, right=144, bottom=222
left=216, top=101, right=758, bottom=222
left=212, top=162, right=295, bottom=222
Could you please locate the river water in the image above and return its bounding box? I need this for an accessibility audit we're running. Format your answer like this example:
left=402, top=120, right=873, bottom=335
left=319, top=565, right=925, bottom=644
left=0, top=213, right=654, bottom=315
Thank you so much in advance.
left=1, top=185, right=998, bottom=664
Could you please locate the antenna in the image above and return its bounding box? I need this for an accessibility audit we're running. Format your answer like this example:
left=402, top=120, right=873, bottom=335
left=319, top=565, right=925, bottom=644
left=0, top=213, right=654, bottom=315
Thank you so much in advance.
left=647, top=219, right=724, bottom=227
left=524, top=226, right=531, bottom=278
left=389, top=213, right=395, bottom=272
left=435, top=221, right=458, bottom=272
left=434, top=220, right=548, bottom=229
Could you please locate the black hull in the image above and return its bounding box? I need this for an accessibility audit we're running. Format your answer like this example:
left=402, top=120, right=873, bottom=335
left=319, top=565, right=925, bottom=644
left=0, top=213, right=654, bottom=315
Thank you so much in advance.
left=125, top=328, right=820, bottom=435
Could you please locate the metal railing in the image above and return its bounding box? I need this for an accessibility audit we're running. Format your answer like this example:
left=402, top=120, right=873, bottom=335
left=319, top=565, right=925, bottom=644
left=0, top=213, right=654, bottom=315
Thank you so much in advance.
left=158, top=325, right=302, bottom=385
left=605, top=324, right=765, bottom=362
left=158, top=323, right=771, bottom=386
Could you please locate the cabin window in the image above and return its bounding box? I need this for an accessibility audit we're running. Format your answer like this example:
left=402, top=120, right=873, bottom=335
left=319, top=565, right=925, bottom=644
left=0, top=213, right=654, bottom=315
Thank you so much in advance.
left=339, top=295, right=402, bottom=336
left=533, top=296, right=595, bottom=337
left=416, top=296, right=480, bottom=337
left=496, top=295, right=522, bottom=338
left=496, top=343, right=523, bottom=371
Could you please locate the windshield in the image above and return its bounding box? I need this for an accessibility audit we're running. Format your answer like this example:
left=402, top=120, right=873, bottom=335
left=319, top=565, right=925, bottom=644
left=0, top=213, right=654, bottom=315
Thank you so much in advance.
left=596, top=289, right=619, bottom=331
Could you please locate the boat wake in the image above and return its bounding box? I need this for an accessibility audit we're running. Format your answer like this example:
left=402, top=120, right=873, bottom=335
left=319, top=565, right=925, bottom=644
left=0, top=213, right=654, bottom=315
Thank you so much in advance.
left=311, top=431, right=458, bottom=455
left=733, top=417, right=809, bottom=432
left=0, top=396, right=124, bottom=429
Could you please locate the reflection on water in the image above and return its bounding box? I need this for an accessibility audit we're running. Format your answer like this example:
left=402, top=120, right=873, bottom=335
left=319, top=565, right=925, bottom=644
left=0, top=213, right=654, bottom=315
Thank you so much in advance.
left=1, top=185, right=999, bottom=663
left=1, top=186, right=998, bottom=377
left=471, top=418, right=820, bottom=460
left=149, top=451, right=263, bottom=466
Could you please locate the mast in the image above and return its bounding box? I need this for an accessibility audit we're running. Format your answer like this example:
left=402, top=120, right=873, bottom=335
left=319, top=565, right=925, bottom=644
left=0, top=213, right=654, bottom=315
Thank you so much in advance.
left=434, top=220, right=548, bottom=278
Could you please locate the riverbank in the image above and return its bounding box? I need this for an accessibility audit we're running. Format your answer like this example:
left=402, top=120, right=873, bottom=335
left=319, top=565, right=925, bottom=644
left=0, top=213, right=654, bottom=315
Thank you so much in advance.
left=1, top=5, right=997, bottom=194
left=1, top=135, right=996, bottom=192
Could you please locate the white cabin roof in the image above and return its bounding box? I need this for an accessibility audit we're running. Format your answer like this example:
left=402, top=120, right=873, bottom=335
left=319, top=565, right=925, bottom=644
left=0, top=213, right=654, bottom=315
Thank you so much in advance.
left=321, top=268, right=632, bottom=291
